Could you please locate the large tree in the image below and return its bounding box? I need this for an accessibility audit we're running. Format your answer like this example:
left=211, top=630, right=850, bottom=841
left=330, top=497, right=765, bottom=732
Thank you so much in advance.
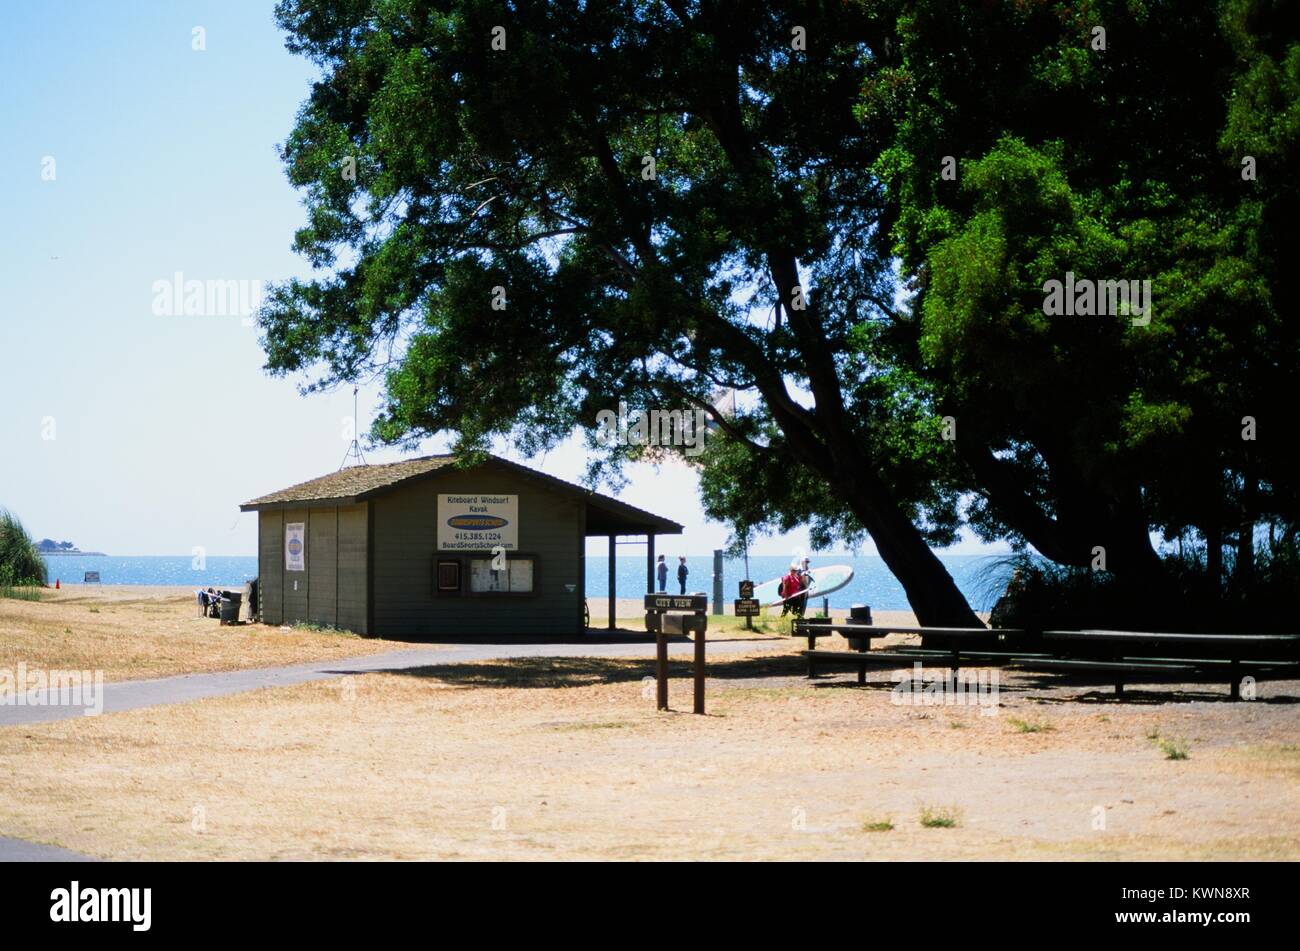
left=262, top=0, right=983, bottom=624
left=868, top=0, right=1300, bottom=585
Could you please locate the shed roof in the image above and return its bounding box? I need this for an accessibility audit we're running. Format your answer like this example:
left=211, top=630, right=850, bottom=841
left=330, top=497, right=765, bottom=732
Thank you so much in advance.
left=240, top=453, right=683, bottom=536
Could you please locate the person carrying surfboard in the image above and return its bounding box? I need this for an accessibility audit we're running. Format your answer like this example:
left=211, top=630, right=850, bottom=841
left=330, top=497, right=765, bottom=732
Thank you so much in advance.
left=796, top=557, right=813, bottom=616
left=778, top=563, right=805, bottom=618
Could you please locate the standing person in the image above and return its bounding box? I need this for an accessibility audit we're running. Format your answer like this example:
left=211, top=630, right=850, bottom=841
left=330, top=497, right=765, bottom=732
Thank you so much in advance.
left=797, top=557, right=813, bottom=617
left=656, top=554, right=668, bottom=593
left=779, top=563, right=805, bottom=618
left=677, top=556, right=689, bottom=595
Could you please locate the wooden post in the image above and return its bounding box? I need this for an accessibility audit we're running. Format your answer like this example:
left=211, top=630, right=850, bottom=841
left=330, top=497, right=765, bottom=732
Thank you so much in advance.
left=656, top=626, right=669, bottom=710
left=694, top=623, right=706, bottom=715
left=607, top=534, right=616, bottom=631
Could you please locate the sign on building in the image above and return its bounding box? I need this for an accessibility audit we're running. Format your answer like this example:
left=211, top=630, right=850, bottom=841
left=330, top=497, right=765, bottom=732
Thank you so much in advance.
left=437, top=494, right=518, bottom=551
left=285, top=522, right=306, bottom=572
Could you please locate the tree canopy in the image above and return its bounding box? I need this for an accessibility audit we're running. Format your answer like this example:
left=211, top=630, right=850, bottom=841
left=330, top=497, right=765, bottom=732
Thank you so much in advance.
left=262, top=0, right=1298, bottom=623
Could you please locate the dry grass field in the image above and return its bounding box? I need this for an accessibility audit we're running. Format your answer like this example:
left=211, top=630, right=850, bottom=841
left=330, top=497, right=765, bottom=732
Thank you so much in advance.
left=0, top=585, right=880, bottom=682
left=0, top=586, right=416, bottom=681
left=2, top=648, right=1297, bottom=861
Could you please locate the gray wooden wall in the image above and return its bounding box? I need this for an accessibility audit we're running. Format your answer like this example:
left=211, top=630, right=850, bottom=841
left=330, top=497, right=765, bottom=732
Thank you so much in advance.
left=257, top=503, right=369, bottom=634
left=370, top=468, right=585, bottom=637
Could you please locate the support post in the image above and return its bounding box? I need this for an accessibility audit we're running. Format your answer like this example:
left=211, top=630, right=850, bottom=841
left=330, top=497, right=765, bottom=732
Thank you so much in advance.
left=694, top=623, right=706, bottom=714
left=647, top=534, right=655, bottom=594
left=656, top=626, right=669, bottom=710
left=712, top=549, right=723, bottom=616
left=607, top=535, right=616, bottom=631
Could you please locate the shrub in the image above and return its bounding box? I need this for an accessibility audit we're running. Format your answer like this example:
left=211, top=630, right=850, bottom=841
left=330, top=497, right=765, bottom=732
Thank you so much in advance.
left=978, top=539, right=1300, bottom=634
left=0, top=509, right=47, bottom=589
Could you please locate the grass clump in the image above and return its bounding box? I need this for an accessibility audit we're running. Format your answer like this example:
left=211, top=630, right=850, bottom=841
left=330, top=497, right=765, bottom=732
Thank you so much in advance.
left=1007, top=717, right=1055, bottom=734
left=918, top=805, right=961, bottom=828
left=1158, top=736, right=1190, bottom=760
left=0, top=508, right=48, bottom=598
left=291, top=621, right=360, bottom=638
left=1146, top=728, right=1190, bottom=760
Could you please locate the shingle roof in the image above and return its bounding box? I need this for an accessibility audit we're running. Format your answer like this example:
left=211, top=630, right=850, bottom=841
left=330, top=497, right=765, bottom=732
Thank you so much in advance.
left=241, top=455, right=459, bottom=507
left=239, top=453, right=682, bottom=534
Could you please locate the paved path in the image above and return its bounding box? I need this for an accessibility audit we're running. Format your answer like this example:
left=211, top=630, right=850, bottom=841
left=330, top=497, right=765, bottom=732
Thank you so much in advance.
left=0, top=636, right=786, bottom=728
left=0, top=836, right=95, bottom=862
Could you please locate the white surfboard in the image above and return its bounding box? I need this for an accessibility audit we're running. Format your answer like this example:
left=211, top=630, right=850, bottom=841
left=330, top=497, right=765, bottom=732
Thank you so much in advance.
left=750, top=565, right=855, bottom=608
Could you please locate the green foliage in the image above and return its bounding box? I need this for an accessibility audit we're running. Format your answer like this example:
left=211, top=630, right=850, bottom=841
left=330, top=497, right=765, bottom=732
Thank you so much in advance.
left=264, top=0, right=897, bottom=463
left=868, top=0, right=1300, bottom=578
left=987, top=541, right=1300, bottom=633
left=1007, top=717, right=1055, bottom=734
left=263, top=1, right=1297, bottom=624
left=0, top=509, right=48, bottom=589
left=264, top=0, right=989, bottom=624
left=1150, top=731, right=1191, bottom=760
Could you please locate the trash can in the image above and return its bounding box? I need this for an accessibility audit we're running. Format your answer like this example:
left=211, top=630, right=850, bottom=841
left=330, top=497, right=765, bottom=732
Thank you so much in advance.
left=848, top=604, right=873, bottom=650
left=219, top=591, right=243, bottom=625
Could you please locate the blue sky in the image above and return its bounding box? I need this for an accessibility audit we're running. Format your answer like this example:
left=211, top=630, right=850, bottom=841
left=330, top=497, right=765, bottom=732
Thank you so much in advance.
left=0, top=1, right=1005, bottom=559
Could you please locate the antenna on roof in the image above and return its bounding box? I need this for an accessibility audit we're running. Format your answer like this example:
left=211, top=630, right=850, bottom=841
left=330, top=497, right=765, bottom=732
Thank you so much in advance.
left=339, top=385, right=369, bottom=470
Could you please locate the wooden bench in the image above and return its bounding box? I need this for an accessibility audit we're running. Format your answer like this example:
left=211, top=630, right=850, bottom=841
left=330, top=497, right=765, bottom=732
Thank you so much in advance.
left=796, top=624, right=1300, bottom=699
left=1027, top=630, right=1300, bottom=699
left=793, top=620, right=1023, bottom=648
left=797, top=625, right=1026, bottom=681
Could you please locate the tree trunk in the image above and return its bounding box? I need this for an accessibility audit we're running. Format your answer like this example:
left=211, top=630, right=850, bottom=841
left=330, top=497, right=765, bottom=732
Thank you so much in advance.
left=1237, top=472, right=1256, bottom=588
left=960, top=442, right=1162, bottom=581
left=1205, top=524, right=1223, bottom=590
left=830, top=467, right=983, bottom=628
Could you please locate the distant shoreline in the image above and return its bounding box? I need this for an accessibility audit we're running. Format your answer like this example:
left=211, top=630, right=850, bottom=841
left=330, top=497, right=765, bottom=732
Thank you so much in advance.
left=40, top=551, right=109, bottom=557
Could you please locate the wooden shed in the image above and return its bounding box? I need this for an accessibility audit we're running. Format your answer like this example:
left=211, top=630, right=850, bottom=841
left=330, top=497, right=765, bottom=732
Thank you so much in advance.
left=239, top=454, right=682, bottom=637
